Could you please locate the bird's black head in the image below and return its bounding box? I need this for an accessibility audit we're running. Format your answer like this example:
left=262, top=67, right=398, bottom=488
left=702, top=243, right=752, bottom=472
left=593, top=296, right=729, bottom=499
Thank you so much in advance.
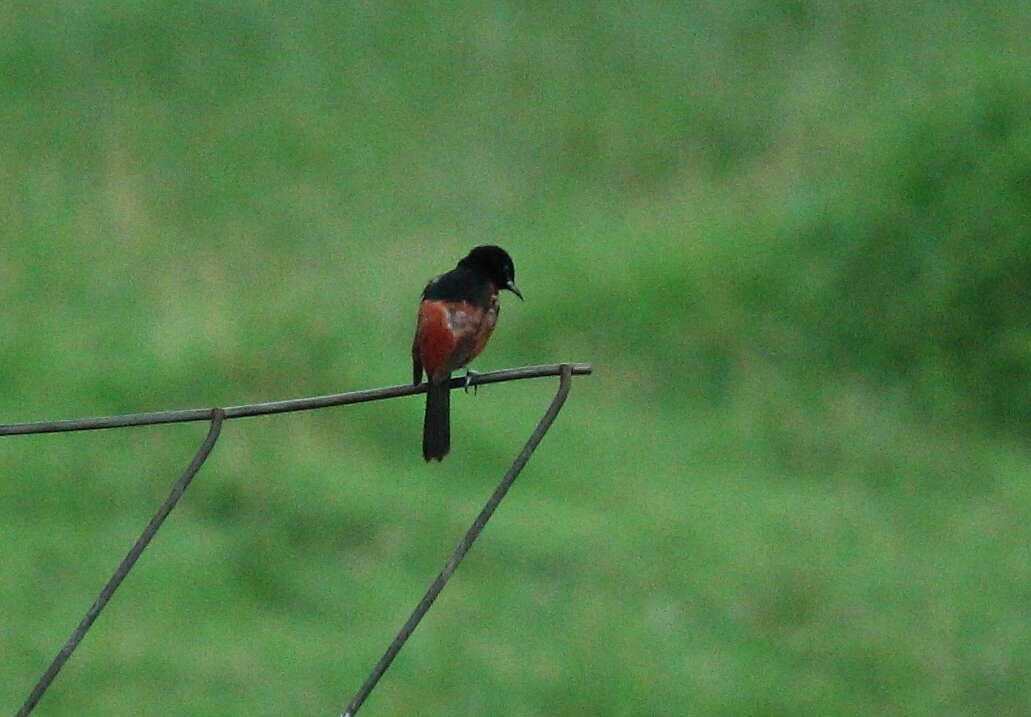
left=458, top=245, right=523, bottom=299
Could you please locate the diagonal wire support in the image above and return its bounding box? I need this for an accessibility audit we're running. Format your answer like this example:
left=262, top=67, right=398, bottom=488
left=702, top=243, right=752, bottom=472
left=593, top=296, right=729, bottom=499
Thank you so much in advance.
left=16, top=408, right=226, bottom=717
left=339, top=363, right=575, bottom=717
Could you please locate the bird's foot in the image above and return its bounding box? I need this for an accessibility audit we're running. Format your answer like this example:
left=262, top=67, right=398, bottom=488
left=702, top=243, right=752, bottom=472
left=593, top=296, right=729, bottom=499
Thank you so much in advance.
left=463, top=368, right=481, bottom=394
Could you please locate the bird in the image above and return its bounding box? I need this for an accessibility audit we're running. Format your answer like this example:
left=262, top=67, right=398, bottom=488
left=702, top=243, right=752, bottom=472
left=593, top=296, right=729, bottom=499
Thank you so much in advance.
left=412, top=246, right=523, bottom=461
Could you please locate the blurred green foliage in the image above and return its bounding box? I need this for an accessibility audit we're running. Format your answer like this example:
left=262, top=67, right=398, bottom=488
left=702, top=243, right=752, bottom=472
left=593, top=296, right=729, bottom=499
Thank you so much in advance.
left=2, top=1, right=1030, bottom=715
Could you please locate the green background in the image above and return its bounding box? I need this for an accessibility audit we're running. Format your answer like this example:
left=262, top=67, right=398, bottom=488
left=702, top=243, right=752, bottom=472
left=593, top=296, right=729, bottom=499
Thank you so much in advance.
left=3, top=2, right=1031, bottom=714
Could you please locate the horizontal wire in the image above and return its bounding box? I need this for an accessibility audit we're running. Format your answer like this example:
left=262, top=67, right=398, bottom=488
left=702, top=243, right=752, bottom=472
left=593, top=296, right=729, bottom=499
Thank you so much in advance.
left=0, top=362, right=593, bottom=436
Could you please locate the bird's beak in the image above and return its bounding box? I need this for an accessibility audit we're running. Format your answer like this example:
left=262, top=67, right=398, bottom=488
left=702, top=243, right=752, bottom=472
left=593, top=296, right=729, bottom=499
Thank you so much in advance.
left=506, top=280, right=524, bottom=300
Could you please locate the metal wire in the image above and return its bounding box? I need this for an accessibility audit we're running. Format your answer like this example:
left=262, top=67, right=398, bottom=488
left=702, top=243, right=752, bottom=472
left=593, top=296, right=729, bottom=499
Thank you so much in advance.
left=8, top=362, right=592, bottom=715
left=15, top=408, right=226, bottom=717
left=340, top=364, right=575, bottom=717
left=0, top=363, right=592, bottom=436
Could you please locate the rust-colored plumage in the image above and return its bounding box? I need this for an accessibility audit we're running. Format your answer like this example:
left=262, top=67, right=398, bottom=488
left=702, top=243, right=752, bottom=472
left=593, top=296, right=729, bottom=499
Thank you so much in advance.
left=412, top=246, right=521, bottom=461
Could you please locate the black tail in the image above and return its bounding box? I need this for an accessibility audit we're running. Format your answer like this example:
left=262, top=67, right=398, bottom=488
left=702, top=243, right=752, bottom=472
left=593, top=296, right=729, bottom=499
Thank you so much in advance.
left=423, top=377, right=450, bottom=461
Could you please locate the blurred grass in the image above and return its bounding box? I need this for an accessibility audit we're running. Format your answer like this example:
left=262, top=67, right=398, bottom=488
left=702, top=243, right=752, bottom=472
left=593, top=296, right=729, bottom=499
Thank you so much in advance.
left=2, top=1, right=1031, bottom=715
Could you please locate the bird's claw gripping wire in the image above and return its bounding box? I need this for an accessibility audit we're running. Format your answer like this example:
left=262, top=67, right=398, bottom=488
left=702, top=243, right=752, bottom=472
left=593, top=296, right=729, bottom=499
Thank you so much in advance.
left=463, top=369, right=481, bottom=395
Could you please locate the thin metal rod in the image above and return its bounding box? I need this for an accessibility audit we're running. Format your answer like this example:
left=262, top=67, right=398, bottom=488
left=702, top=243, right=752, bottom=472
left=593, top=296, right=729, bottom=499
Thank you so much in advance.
left=339, top=364, right=575, bottom=717
left=16, top=408, right=226, bottom=717
left=0, top=363, right=592, bottom=436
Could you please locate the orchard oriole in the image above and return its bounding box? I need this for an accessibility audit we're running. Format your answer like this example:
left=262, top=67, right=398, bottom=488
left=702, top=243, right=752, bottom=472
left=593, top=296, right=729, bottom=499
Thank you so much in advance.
left=412, top=246, right=522, bottom=461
